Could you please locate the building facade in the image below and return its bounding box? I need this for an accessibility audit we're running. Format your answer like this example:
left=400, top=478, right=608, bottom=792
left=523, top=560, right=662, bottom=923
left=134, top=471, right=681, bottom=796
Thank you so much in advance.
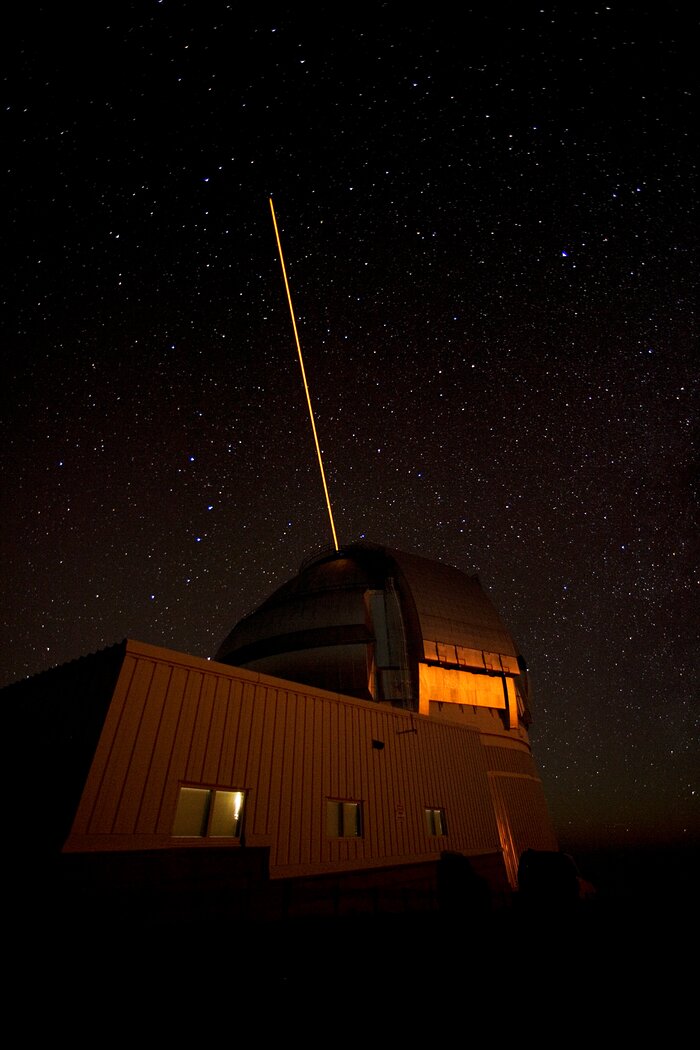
left=6, top=542, right=557, bottom=921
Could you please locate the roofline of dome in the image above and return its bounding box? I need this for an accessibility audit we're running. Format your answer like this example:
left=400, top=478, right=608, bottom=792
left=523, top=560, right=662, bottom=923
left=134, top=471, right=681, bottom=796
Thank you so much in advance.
left=299, top=539, right=388, bottom=572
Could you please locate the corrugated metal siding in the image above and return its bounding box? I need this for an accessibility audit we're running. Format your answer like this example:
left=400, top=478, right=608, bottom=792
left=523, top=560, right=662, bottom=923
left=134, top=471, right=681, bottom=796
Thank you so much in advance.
left=489, top=770, right=559, bottom=887
left=482, top=744, right=540, bottom=777
left=65, top=640, right=556, bottom=879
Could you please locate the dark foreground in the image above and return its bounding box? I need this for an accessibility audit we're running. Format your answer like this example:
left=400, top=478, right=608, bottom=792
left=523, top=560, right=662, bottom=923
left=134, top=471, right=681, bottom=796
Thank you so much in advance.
left=10, top=842, right=696, bottom=1028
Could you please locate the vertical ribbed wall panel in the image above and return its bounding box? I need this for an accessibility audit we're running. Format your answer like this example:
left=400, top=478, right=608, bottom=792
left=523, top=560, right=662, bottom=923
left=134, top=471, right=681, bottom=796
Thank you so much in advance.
left=289, top=690, right=306, bottom=864
left=247, top=680, right=271, bottom=837
left=310, top=700, right=325, bottom=863
left=297, top=699, right=316, bottom=865
left=65, top=642, right=556, bottom=877
left=69, top=652, right=133, bottom=837
left=86, top=654, right=154, bottom=834
left=200, top=674, right=229, bottom=785
left=215, top=674, right=240, bottom=786
left=265, top=687, right=286, bottom=856
left=113, top=661, right=171, bottom=833
left=185, top=671, right=216, bottom=784
left=216, top=675, right=238, bottom=784
left=152, top=668, right=203, bottom=834
left=409, top=724, right=423, bottom=851
left=489, top=772, right=558, bottom=871
left=424, top=721, right=499, bottom=853
left=376, top=714, right=394, bottom=854
left=136, top=664, right=187, bottom=834
left=382, top=712, right=404, bottom=856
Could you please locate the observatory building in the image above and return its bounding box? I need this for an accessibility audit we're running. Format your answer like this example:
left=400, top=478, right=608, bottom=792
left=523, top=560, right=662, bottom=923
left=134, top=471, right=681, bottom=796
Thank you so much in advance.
left=6, top=541, right=557, bottom=923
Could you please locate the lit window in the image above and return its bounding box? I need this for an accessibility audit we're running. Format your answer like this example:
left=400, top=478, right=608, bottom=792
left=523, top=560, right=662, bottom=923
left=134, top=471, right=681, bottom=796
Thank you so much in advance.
left=425, top=807, right=448, bottom=836
left=327, top=800, right=363, bottom=838
left=172, top=786, right=246, bottom=838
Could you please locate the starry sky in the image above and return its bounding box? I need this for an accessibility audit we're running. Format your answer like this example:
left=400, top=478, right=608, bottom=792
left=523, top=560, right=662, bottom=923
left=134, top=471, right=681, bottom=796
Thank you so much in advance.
left=3, top=3, right=697, bottom=849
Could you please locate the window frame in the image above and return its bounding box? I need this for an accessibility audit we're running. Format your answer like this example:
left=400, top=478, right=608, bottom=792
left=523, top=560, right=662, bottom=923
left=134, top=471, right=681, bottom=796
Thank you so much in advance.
left=172, top=784, right=247, bottom=839
left=425, top=806, right=448, bottom=836
left=326, top=798, right=363, bottom=838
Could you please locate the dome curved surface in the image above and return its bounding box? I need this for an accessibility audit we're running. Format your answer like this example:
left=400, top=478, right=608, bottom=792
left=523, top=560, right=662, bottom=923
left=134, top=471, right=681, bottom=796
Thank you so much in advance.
left=215, top=542, right=529, bottom=721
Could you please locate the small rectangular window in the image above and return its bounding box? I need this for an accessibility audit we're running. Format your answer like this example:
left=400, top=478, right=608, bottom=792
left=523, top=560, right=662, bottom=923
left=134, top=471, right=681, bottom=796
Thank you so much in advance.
left=425, top=807, right=447, bottom=836
left=327, top=800, right=362, bottom=838
left=173, top=786, right=246, bottom=838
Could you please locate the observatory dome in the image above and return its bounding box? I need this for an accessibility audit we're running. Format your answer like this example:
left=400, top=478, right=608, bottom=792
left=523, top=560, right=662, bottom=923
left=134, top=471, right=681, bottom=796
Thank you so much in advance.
left=215, top=542, right=532, bottom=726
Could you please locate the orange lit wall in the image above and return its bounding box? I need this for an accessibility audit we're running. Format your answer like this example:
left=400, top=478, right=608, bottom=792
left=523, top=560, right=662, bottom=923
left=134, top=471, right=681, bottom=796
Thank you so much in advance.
left=62, top=639, right=556, bottom=880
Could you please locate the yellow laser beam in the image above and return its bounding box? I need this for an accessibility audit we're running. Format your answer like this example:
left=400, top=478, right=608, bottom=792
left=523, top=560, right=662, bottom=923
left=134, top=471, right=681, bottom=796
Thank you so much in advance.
left=269, top=197, right=339, bottom=551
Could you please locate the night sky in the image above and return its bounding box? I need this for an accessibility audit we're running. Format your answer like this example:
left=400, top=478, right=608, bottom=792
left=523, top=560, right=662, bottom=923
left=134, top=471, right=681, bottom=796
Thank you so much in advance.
left=3, top=4, right=697, bottom=849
